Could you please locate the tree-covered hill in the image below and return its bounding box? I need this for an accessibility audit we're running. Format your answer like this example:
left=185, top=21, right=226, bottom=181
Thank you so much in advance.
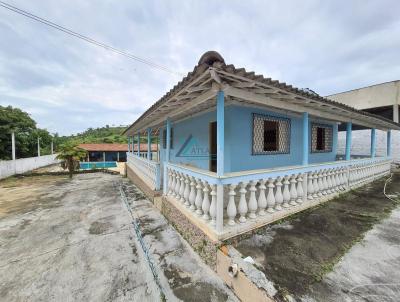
left=57, top=125, right=128, bottom=145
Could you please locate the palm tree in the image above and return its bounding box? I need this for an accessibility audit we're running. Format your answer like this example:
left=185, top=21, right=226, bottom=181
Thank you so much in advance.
left=56, top=143, right=87, bottom=178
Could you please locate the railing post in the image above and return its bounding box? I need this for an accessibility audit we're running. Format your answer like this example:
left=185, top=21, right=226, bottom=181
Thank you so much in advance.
left=147, top=128, right=151, bottom=160
left=345, top=122, right=352, bottom=161
left=302, top=112, right=309, bottom=165
left=163, top=118, right=171, bottom=195
left=11, top=132, right=16, bottom=160
left=387, top=130, right=392, bottom=158
left=370, top=128, right=376, bottom=158
left=216, top=90, right=224, bottom=233
left=137, top=131, right=140, bottom=157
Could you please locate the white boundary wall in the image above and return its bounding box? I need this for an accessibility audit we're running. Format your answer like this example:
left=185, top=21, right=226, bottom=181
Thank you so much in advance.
left=0, top=154, right=60, bottom=179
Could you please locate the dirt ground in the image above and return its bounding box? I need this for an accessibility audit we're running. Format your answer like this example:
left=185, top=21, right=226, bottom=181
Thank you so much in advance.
left=234, top=173, right=400, bottom=301
left=0, top=173, right=237, bottom=302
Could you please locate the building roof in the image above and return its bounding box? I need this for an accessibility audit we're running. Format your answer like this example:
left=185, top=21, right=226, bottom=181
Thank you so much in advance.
left=78, top=143, right=157, bottom=152
left=79, top=143, right=158, bottom=152
left=79, top=144, right=128, bottom=152
left=124, top=51, right=400, bottom=135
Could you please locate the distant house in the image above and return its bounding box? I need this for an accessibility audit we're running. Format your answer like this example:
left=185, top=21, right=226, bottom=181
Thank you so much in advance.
left=79, top=143, right=158, bottom=162
left=122, top=51, right=399, bottom=242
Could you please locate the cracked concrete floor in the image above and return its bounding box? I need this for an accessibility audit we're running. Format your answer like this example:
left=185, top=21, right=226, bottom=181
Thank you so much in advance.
left=0, top=173, right=160, bottom=301
left=0, top=173, right=237, bottom=302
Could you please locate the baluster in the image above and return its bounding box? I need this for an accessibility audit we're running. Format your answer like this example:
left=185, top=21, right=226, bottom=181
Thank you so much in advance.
left=170, top=171, right=176, bottom=196
left=275, top=177, right=283, bottom=210
left=326, top=169, right=333, bottom=194
left=313, top=172, right=320, bottom=198
left=195, top=179, right=203, bottom=215
left=258, top=180, right=267, bottom=216
left=333, top=169, right=339, bottom=192
left=307, top=172, right=314, bottom=200
left=183, top=175, right=190, bottom=206
left=248, top=180, right=258, bottom=219
left=322, top=170, right=328, bottom=195
left=238, top=182, right=248, bottom=223
left=179, top=174, right=186, bottom=203
left=202, top=182, right=210, bottom=220
left=167, top=169, right=173, bottom=195
left=266, top=178, right=276, bottom=213
left=289, top=175, right=298, bottom=206
left=339, top=168, right=345, bottom=190
left=174, top=172, right=181, bottom=198
left=296, top=174, right=304, bottom=204
left=188, top=177, right=196, bottom=211
left=227, top=184, right=237, bottom=225
left=282, top=176, right=290, bottom=208
left=209, top=184, right=217, bottom=225
left=317, top=171, right=324, bottom=197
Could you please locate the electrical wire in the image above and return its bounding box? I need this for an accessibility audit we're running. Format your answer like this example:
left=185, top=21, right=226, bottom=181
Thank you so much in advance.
left=0, top=1, right=184, bottom=76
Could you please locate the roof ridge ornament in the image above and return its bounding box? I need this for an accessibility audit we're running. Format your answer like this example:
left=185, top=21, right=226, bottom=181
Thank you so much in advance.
left=198, top=51, right=225, bottom=66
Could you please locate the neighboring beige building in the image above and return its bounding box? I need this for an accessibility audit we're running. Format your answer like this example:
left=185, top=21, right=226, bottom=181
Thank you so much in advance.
left=327, top=80, right=400, bottom=123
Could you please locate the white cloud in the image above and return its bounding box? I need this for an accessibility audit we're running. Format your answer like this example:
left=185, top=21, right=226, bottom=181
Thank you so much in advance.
left=0, top=0, right=399, bottom=134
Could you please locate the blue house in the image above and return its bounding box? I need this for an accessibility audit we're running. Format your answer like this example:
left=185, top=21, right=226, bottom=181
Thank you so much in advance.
left=124, top=51, right=399, bottom=242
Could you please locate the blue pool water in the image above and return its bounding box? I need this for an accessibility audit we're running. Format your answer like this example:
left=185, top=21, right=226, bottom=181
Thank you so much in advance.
left=80, top=161, right=117, bottom=170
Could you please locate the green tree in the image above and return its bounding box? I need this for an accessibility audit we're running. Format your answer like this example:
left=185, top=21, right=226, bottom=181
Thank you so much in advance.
left=56, top=143, right=87, bottom=178
left=0, top=105, right=36, bottom=159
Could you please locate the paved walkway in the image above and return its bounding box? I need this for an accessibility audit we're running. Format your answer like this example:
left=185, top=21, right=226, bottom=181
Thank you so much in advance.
left=121, top=179, right=238, bottom=302
left=0, top=173, right=237, bottom=302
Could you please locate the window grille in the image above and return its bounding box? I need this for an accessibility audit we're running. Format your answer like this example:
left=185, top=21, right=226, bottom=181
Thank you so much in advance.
left=252, top=113, right=291, bottom=155
left=162, top=128, right=173, bottom=149
left=311, top=123, right=333, bottom=153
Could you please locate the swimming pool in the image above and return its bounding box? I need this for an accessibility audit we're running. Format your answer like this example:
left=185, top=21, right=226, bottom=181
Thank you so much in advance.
left=80, top=161, right=117, bottom=170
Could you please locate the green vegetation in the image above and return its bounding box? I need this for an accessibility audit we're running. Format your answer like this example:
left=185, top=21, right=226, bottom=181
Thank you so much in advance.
left=56, top=143, right=87, bottom=178
left=55, top=125, right=129, bottom=146
left=0, top=105, right=53, bottom=160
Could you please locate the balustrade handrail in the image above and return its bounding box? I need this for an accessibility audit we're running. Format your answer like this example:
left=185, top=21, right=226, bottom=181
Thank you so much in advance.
left=127, top=152, right=160, bottom=165
left=166, top=157, right=390, bottom=185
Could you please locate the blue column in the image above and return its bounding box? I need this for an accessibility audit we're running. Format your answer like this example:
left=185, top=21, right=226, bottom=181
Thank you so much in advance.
left=345, top=122, right=352, bottom=161
left=217, top=90, right=224, bottom=176
left=127, top=137, right=130, bottom=153
left=163, top=118, right=171, bottom=194
left=147, top=128, right=151, bottom=160
left=137, top=132, right=140, bottom=157
left=131, top=136, right=134, bottom=153
left=387, top=130, right=392, bottom=157
left=370, top=128, right=376, bottom=158
left=302, top=112, right=309, bottom=165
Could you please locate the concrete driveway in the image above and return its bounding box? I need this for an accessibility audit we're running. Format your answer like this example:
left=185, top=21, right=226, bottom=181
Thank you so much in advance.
left=0, top=173, right=236, bottom=302
left=0, top=173, right=160, bottom=301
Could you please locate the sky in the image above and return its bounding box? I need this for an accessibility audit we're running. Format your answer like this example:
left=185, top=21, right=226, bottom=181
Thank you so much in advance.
left=1, top=0, right=400, bottom=135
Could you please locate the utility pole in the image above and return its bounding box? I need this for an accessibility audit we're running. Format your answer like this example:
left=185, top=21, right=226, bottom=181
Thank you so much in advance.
left=11, top=131, right=16, bottom=160
left=37, top=137, right=41, bottom=157
left=51, top=140, right=54, bottom=155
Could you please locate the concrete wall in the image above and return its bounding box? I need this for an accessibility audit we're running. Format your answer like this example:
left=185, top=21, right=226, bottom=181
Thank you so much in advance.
left=160, top=104, right=338, bottom=173
left=0, top=154, right=60, bottom=179
left=327, top=80, right=400, bottom=110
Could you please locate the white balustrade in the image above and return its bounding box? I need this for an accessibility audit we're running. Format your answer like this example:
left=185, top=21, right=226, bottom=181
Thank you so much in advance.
left=164, top=158, right=391, bottom=240
left=126, top=153, right=161, bottom=190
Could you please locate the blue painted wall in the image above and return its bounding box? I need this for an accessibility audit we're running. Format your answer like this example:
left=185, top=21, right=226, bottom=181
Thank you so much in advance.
left=160, top=104, right=338, bottom=173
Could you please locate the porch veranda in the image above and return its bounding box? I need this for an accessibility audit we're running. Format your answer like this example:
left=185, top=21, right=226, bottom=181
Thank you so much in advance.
left=124, top=51, right=398, bottom=241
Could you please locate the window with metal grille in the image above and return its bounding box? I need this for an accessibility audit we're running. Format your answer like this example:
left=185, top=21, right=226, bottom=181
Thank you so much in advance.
left=311, top=123, right=333, bottom=153
left=252, top=113, right=290, bottom=155
left=162, top=128, right=173, bottom=149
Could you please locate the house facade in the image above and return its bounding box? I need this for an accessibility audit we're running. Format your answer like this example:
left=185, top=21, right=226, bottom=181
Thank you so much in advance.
left=123, top=51, right=399, bottom=242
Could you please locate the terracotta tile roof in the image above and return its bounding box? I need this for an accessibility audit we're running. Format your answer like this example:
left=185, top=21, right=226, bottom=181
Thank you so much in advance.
left=78, top=144, right=128, bottom=152
left=78, top=143, right=158, bottom=152
left=124, top=51, right=400, bottom=133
